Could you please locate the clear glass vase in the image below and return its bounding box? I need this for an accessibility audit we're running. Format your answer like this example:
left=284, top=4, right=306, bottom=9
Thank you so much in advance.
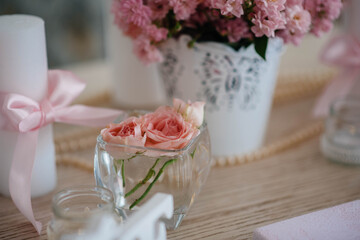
left=94, top=112, right=212, bottom=230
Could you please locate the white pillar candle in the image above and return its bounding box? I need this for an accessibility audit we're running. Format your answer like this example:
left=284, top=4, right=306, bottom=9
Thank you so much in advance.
left=110, top=32, right=166, bottom=109
left=105, top=0, right=166, bottom=109
left=0, top=15, right=56, bottom=197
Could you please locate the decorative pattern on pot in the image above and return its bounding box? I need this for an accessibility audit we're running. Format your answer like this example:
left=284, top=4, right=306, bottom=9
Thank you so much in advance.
left=159, top=35, right=283, bottom=157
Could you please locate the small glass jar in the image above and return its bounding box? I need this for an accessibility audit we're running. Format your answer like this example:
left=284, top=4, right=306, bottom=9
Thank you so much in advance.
left=94, top=111, right=212, bottom=230
left=47, top=186, right=115, bottom=240
left=321, top=97, right=360, bottom=165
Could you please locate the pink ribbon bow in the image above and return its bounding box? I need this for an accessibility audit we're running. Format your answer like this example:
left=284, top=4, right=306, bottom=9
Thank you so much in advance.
left=0, top=70, right=122, bottom=234
left=313, top=35, right=360, bottom=117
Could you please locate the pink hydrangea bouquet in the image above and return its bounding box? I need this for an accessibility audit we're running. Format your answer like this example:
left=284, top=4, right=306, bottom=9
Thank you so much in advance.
left=100, top=99, right=205, bottom=209
left=112, top=0, right=343, bottom=63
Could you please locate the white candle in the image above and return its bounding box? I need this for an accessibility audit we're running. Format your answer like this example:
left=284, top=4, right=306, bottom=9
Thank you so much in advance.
left=105, top=0, right=166, bottom=109
left=0, top=15, right=56, bottom=197
left=110, top=31, right=166, bottom=109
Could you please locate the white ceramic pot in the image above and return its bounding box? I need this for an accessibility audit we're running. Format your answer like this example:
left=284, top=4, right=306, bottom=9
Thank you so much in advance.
left=159, top=35, right=283, bottom=157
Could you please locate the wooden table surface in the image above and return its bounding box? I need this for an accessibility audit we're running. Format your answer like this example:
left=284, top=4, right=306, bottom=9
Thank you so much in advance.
left=1, top=95, right=360, bottom=240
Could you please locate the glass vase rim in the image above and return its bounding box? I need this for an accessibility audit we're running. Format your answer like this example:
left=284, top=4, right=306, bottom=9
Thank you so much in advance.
left=330, top=96, right=360, bottom=121
left=51, top=185, right=114, bottom=221
left=97, top=122, right=207, bottom=154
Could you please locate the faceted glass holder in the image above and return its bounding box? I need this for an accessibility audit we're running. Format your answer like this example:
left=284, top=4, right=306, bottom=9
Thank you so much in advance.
left=47, top=186, right=115, bottom=240
left=321, top=97, right=360, bottom=165
left=94, top=112, right=212, bottom=230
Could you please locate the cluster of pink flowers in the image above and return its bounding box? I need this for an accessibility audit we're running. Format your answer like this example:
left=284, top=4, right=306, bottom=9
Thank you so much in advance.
left=101, top=99, right=205, bottom=154
left=112, top=0, right=343, bottom=64
left=304, top=0, right=343, bottom=37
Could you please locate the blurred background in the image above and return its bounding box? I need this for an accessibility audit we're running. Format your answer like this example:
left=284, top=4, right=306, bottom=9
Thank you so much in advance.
left=0, top=0, right=106, bottom=67
left=1, top=0, right=347, bottom=72
left=1, top=0, right=344, bottom=102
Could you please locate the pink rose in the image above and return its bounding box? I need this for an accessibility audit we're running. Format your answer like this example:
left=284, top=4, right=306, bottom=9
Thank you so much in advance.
left=143, top=106, right=200, bottom=150
left=173, top=98, right=205, bottom=128
left=101, top=117, right=146, bottom=147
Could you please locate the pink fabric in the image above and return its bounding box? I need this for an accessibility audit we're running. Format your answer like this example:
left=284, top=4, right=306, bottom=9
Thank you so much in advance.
left=253, top=200, right=360, bottom=240
left=0, top=70, right=122, bottom=234
left=313, top=35, right=360, bottom=117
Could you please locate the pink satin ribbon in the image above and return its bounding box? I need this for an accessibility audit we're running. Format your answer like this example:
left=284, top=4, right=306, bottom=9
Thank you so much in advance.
left=313, top=35, right=360, bottom=117
left=0, top=70, right=122, bottom=234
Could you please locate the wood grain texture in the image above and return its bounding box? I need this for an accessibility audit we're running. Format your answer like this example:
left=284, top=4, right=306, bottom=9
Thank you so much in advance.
left=1, top=96, right=360, bottom=240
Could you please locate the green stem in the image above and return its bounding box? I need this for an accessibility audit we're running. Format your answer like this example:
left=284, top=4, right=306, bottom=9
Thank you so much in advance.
left=121, top=159, right=125, bottom=187
left=125, top=158, right=161, bottom=198
left=129, top=158, right=177, bottom=209
left=190, top=147, right=197, bottom=159
left=127, top=154, right=137, bottom=161
left=114, top=159, right=123, bottom=175
left=113, top=162, right=118, bottom=174
left=125, top=170, right=155, bottom=198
